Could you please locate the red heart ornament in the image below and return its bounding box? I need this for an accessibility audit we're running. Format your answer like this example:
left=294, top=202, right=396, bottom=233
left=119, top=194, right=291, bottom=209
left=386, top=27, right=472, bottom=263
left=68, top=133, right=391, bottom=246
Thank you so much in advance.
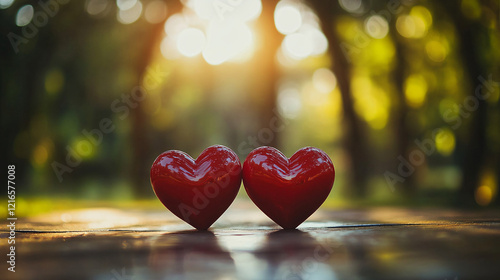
left=243, top=146, right=335, bottom=229
left=150, top=145, right=242, bottom=230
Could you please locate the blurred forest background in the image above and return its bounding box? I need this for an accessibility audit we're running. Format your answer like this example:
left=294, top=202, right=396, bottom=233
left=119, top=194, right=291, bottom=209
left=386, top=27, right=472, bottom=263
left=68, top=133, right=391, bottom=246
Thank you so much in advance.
left=1, top=0, right=499, bottom=216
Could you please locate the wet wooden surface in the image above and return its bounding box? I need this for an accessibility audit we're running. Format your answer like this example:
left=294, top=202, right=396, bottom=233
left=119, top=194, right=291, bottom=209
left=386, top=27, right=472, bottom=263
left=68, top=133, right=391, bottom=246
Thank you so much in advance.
left=2, top=202, right=500, bottom=280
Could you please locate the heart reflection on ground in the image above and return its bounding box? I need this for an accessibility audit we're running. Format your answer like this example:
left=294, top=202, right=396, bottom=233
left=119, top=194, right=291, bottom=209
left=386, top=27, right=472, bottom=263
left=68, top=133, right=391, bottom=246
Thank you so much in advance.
left=217, top=229, right=338, bottom=280
left=148, top=230, right=236, bottom=279
left=254, top=229, right=337, bottom=280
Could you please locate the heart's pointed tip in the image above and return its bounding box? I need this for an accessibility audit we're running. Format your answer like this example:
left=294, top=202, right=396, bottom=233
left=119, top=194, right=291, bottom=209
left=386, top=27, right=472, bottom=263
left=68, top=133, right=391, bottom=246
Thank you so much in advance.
left=187, top=221, right=213, bottom=231
left=281, top=226, right=298, bottom=230
left=191, top=224, right=211, bottom=231
left=278, top=222, right=302, bottom=230
left=194, top=227, right=211, bottom=231
left=279, top=228, right=300, bottom=231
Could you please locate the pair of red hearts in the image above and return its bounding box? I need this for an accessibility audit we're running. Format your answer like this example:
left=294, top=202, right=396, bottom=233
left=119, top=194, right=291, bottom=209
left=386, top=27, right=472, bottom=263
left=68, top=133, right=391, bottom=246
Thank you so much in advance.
left=150, top=145, right=335, bottom=230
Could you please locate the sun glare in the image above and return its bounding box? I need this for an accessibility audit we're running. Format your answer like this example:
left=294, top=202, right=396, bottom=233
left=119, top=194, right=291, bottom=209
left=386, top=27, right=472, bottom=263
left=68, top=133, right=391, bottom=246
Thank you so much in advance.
left=203, top=21, right=253, bottom=65
left=162, top=0, right=260, bottom=65
left=160, top=0, right=327, bottom=64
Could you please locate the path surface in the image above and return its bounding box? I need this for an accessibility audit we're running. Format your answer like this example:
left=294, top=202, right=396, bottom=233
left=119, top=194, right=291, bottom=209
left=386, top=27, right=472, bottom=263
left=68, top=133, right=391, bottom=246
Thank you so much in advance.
left=2, top=202, right=500, bottom=280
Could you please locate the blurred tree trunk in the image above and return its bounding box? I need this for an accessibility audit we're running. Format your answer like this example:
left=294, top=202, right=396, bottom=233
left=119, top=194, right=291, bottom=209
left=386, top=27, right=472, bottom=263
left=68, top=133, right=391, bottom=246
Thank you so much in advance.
left=447, top=7, right=489, bottom=207
left=129, top=0, right=182, bottom=197
left=253, top=0, right=282, bottom=149
left=129, top=23, right=165, bottom=197
left=1, top=28, right=54, bottom=189
left=389, top=26, right=415, bottom=196
left=308, top=0, right=371, bottom=197
left=496, top=95, right=500, bottom=207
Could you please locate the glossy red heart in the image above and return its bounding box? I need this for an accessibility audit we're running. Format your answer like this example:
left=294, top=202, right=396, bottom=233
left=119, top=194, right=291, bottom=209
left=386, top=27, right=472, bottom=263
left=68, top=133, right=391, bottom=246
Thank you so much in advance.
left=243, top=146, right=335, bottom=229
left=150, top=145, right=242, bottom=230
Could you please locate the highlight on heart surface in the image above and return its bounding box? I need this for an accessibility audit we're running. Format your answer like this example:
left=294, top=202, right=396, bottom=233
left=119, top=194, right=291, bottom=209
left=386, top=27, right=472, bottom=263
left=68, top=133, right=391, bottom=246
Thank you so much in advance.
left=243, top=146, right=335, bottom=229
left=150, top=145, right=242, bottom=230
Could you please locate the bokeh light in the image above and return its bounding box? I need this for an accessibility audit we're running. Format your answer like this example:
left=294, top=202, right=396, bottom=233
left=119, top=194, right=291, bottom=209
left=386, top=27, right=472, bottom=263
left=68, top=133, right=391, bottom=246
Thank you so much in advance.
left=313, top=68, right=337, bottom=94
left=352, top=76, right=389, bottom=130
left=405, top=74, right=428, bottom=107
left=274, top=4, right=302, bottom=35
left=301, top=24, right=328, bottom=55
left=475, top=185, right=493, bottom=206
left=203, top=21, right=253, bottom=65
left=461, top=0, right=482, bottom=19
left=160, top=36, right=180, bottom=60
left=435, top=129, right=456, bottom=156
left=283, top=33, right=312, bottom=59
left=426, top=40, right=447, bottom=62
left=176, top=27, right=206, bottom=57
left=193, top=0, right=262, bottom=22
left=365, top=15, right=389, bottom=39
left=278, top=86, right=302, bottom=119
left=411, top=6, right=433, bottom=29
left=0, top=0, right=14, bottom=9
left=85, top=0, right=110, bottom=16
left=339, top=0, right=363, bottom=13
left=144, top=0, right=167, bottom=24
left=31, top=141, right=50, bottom=167
left=164, top=13, right=188, bottom=35
left=16, top=5, right=34, bottom=27
left=117, top=0, right=142, bottom=24
left=116, top=0, right=137, bottom=11
left=396, top=14, right=427, bottom=39
left=161, top=1, right=260, bottom=65
left=274, top=2, right=327, bottom=61
left=45, top=69, right=64, bottom=96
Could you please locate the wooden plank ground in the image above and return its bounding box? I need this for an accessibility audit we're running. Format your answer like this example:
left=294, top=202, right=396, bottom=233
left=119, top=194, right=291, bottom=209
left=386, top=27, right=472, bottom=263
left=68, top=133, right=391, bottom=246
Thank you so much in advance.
left=2, top=201, right=500, bottom=280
